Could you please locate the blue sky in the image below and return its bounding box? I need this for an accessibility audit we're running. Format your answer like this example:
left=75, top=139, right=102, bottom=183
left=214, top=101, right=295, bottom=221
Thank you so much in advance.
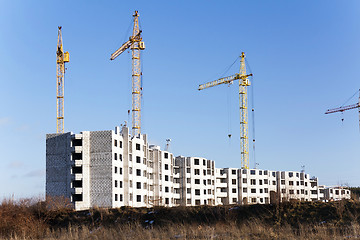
left=1, top=0, right=360, bottom=199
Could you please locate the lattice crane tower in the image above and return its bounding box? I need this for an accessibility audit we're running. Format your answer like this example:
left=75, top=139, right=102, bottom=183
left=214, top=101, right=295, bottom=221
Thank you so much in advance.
left=56, top=26, right=69, bottom=133
left=198, top=53, right=252, bottom=169
left=111, top=11, right=145, bottom=136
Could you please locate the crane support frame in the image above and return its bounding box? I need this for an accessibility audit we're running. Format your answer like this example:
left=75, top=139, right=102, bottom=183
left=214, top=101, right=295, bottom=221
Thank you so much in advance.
left=56, top=26, right=69, bottom=133
left=198, top=52, right=252, bottom=169
left=110, top=11, right=145, bottom=136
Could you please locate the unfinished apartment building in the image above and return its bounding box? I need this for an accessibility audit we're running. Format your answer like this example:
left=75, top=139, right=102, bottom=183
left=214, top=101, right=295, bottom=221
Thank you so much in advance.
left=46, top=126, right=179, bottom=210
left=175, top=156, right=216, bottom=206
left=46, top=125, right=351, bottom=210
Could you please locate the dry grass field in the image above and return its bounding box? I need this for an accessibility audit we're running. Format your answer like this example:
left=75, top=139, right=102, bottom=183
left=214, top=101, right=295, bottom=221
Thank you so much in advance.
left=1, top=197, right=360, bottom=239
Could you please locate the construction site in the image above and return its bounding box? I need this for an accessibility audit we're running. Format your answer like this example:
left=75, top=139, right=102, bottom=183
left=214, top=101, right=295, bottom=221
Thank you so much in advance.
left=46, top=11, right=355, bottom=210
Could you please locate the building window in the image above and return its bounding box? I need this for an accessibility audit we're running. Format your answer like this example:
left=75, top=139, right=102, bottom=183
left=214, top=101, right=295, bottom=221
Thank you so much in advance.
left=165, top=175, right=169, bottom=181
left=232, top=170, right=236, bottom=175
left=114, top=140, right=117, bottom=147
left=136, top=144, right=140, bottom=151
left=164, top=152, right=168, bottom=159
left=120, top=168, right=122, bottom=175
left=289, top=172, right=293, bottom=177
left=136, top=169, right=141, bottom=176
left=194, top=169, right=200, bottom=175
left=250, top=170, right=256, bottom=175
left=195, top=179, right=200, bottom=184
left=243, top=178, right=247, bottom=183
left=203, top=180, right=207, bottom=185
left=120, top=141, right=122, bottom=148
left=187, top=168, right=191, bottom=173
left=232, top=179, right=236, bottom=185
left=129, top=154, right=132, bottom=161
left=203, top=159, right=206, bottom=166
left=187, top=188, right=191, bottom=194
left=187, top=199, right=191, bottom=204
left=114, top=167, right=118, bottom=174
left=251, top=198, right=256, bottom=203
left=165, top=187, right=169, bottom=193
left=129, top=167, right=132, bottom=174
left=144, top=183, right=147, bottom=189
left=243, top=188, right=247, bottom=193
left=233, top=198, right=237, bottom=203
left=195, top=189, right=200, bottom=195
left=165, top=198, right=169, bottom=204
left=260, top=189, right=263, bottom=193
left=264, top=179, right=268, bottom=184
left=289, top=181, right=294, bottom=186
left=114, top=153, right=117, bottom=160
left=251, top=189, right=256, bottom=193
left=281, top=180, right=285, bottom=185
left=273, top=181, right=276, bottom=185
left=120, top=194, right=123, bottom=201
left=232, top=188, right=236, bottom=193
left=187, top=178, right=191, bottom=183
left=259, top=180, right=263, bottom=185
left=136, top=182, right=141, bottom=189
left=259, top=170, right=262, bottom=175
left=251, top=179, right=256, bottom=185
left=242, top=169, right=247, bottom=174
left=207, top=179, right=211, bottom=185
left=119, top=154, right=122, bottom=161
left=115, top=180, right=118, bottom=188
left=272, top=172, right=276, bottom=177
left=264, top=170, right=268, bottom=175
left=264, top=188, right=268, bottom=193
left=115, top=194, right=118, bottom=201
left=137, top=195, right=141, bottom=202
left=136, top=156, right=141, bottom=163
left=165, top=164, right=169, bottom=170
left=120, top=181, right=123, bottom=188
left=281, top=189, right=286, bottom=194
left=130, top=193, right=133, bottom=201
left=194, top=159, right=199, bottom=165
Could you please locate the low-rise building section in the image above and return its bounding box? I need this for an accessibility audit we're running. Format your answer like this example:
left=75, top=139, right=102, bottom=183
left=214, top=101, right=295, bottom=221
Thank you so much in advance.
left=46, top=125, right=351, bottom=210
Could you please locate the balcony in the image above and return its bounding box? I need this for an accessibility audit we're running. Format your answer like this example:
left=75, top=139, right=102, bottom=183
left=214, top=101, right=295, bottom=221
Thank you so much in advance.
left=71, top=146, right=83, bottom=153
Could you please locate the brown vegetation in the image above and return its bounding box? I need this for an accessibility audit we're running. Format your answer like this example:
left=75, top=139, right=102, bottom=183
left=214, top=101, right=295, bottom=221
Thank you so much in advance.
left=1, top=198, right=360, bottom=239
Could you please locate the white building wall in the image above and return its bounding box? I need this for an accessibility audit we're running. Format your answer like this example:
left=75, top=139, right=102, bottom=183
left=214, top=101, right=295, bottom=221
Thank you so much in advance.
left=46, top=126, right=352, bottom=210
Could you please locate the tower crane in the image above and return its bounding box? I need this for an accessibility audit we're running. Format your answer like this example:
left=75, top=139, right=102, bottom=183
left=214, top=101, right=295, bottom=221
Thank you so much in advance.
left=110, top=11, right=145, bottom=136
left=325, top=89, right=360, bottom=129
left=56, top=26, right=69, bottom=133
left=198, top=52, right=253, bottom=169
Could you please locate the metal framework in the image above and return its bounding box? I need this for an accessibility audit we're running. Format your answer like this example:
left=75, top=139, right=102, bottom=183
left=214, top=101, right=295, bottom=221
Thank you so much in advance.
left=325, top=89, right=360, bottom=129
left=111, top=11, right=145, bottom=136
left=56, top=26, right=69, bottom=133
left=198, top=52, right=252, bottom=169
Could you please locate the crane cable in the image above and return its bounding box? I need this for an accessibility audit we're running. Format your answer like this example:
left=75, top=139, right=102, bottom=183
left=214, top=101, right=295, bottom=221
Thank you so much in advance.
left=245, top=57, right=256, bottom=169
left=221, top=56, right=241, bottom=140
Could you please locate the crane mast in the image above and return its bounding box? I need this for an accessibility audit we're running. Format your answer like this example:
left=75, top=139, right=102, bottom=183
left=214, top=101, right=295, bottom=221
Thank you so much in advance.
left=198, top=52, right=252, bottom=169
left=111, top=11, right=145, bottom=136
left=56, top=26, right=69, bottom=133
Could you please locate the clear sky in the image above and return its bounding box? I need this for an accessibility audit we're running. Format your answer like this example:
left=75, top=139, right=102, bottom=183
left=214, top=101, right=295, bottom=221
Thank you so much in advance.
left=1, top=0, right=360, bottom=199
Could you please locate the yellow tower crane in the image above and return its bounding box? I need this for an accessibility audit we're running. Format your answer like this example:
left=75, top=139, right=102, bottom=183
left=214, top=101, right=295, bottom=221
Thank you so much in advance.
left=325, top=89, right=360, bottom=129
left=198, top=52, right=253, bottom=169
left=110, top=10, right=145, bottom=136
left=56, top=26, right=69, bottom=133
